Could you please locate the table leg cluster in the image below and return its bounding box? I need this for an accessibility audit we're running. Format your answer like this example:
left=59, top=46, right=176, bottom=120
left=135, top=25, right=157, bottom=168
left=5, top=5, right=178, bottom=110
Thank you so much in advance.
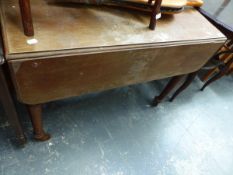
left=152, top=72, right=198, bottom=107
left=200, top=40, right=233, bottom=91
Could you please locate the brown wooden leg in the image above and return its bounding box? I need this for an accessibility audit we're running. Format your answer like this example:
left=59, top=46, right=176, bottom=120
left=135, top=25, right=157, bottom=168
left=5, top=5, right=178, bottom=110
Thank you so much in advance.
left=201, top=67, right=219, bottom=82
left=27, top=104, right=51, bottom=141
left=226, top=67, right=233, bottom=75
left=201, top=70, right=225, bottom=91
left=201, top=57, right=233, bottom=91
left=227, top=39, right=233, bottom=47
left=170, top=72, right=197, bottom=102
left=149, top=0, right=162, bottom=30
left=0, top=67, right=26, bottom=145
left=19, top=0, right=34, bottom=36
left=152, top=75, right=183, bottom=107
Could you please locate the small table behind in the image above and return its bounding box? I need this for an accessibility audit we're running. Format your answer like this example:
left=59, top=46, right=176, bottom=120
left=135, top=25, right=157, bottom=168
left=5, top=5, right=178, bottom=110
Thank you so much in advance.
left=197, top=0, right=233, bottom=89
left=199, top=0, right=233, bottom=40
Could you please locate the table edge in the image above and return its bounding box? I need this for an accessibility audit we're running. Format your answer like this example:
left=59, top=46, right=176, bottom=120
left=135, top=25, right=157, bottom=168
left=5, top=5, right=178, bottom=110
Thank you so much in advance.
left=5, top=37, right=226, bottom=61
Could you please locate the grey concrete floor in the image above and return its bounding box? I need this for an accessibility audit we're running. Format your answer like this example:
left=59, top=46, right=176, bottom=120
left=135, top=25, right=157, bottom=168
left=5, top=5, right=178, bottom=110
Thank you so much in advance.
left=0, top=76, right=233, bottom=175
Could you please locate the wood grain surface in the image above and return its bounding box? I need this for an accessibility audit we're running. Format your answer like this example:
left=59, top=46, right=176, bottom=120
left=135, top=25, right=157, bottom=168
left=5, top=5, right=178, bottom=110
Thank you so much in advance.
left=0, top=0, right=225, bottom=59
left=0, top=0, right=226, bottom=105
left=9, top=43, right=222, bottom=104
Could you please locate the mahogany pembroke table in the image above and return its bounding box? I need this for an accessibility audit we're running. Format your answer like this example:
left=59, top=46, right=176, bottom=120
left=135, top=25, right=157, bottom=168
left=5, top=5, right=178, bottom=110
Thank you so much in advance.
left=0, top=0, right=226, bottom=141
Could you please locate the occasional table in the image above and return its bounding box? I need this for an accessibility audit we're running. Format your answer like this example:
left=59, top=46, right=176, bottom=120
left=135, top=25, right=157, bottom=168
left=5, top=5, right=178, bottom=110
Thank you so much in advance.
left=0, top=0, right=225, bottom=141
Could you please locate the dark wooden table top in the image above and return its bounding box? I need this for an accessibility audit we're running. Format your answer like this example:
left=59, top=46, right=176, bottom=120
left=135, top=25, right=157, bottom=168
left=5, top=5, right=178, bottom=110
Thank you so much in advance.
left=199, top=0, right=233, bottom=38
left=0, top=0, right=225, bottom=60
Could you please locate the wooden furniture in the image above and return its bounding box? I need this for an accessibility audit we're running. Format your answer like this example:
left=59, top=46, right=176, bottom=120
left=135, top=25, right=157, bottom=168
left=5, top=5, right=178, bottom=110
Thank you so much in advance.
left=197, top=0, right=233, bottom=90
left=199, top=0, right=233, bottom=40
left=149, top=0, right=162, bottom=30
left=18, top=0, right=34, bottom=36
left=152, top=0, right=233, bottom=105
left=17, top=0, right=162, bottom=36
left=0, top=52, right=26, bottom=145
left=201, top=40, right=233, bottom=82
left=200, top=40, right=233, bottom=91
left=152, top=71, right=197, bottom=106
left=0, top=0, right=225, bottom=141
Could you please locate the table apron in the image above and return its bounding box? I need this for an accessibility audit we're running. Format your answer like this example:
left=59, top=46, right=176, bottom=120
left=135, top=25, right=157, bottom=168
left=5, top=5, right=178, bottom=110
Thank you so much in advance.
left=8, top=43, right=222, bottom=104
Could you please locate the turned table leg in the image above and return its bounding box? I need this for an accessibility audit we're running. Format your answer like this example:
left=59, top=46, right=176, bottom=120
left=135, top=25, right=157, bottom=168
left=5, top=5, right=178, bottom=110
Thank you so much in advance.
left=19, top=0, right=34, bottom=36
left=27, top=104, right=51, bottom=141
left=170, top=71, right=197, bottom=102
left=200, top=70, right=225, bottom=91
left=201, top=56, right=233, bottom=91
left=149, top=0, right=162, bottom=30
left=152, top=75, right=183, bottom=106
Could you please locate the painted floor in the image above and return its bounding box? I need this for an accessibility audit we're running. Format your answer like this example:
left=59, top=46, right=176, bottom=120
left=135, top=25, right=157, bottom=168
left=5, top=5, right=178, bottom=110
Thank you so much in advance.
left=0, top=76, right=233, bottom=175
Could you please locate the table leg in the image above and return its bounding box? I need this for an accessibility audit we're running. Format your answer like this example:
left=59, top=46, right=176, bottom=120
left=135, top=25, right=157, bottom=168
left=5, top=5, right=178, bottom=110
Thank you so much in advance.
left=148, top=0, right=153, bottom=5
left=149, top=0, right=162, bottom=30
left=227, top=67, right=233, bottom=75
left=27, top=104, right=51, bottom=141
left=170, top=71, right=197, bottom=102
left=0, top=67, right=26, bottom=145
left=19, top=0, right=34, bottom=36
left=201, top=67, right=218, bottom=82
left=152, top=75, right=183, bottom=106
left=201, top=57, right=233, bottom=91
left=227, top=39, right=233, bottom=47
